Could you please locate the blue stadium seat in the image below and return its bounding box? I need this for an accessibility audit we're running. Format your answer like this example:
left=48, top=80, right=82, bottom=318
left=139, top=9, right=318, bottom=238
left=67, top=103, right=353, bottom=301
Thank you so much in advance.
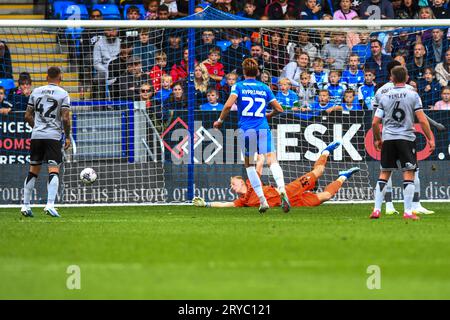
left=122, top=4, right=146, bottom=20
left=0, top=78, right=16, bottom=95
left=63, top=4, right=89, bottom=20
left=93, top=4, right=121, bottom=20
left=52, top=1, right=76, bottom=19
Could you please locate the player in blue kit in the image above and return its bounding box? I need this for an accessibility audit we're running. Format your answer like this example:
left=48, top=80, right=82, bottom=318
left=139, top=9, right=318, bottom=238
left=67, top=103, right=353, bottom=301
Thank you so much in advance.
left=213, top=58, right=288, bottom=213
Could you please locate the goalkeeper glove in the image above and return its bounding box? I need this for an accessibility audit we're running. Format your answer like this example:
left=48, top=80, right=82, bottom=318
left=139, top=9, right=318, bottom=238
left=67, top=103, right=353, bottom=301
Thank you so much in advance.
left=192, top=197, right=211, bottom=207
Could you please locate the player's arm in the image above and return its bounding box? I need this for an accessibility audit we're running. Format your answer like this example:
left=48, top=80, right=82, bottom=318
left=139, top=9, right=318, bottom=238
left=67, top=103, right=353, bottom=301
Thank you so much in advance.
left=61, top=107, right=71, bottom=150
left=266, top=99, right=284, bottom=120
left=372, top=109, right=383, bottom=151
left=192, top=197, right=236, bottom=208
left=415, top=110, right=435, bottom=153
left=24, top=105, right=34, bottom=128
left=213, top=94, right=237, bottom=129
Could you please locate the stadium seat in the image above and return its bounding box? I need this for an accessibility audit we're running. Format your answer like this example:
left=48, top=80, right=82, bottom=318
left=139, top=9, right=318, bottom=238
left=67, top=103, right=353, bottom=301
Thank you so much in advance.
left=63, top=4, right=89, bottom=20
left=0, top=78, right=16, bottom=95
left=52, top=1, right=76, bottom=19
left=93, top=4, right=121, bottom=20
left=122, top=4, right=146, bottom=20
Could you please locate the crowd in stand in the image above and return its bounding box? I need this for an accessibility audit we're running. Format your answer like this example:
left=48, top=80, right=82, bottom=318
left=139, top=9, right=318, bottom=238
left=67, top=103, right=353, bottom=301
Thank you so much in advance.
left=2, top=0, right=450, bottom=119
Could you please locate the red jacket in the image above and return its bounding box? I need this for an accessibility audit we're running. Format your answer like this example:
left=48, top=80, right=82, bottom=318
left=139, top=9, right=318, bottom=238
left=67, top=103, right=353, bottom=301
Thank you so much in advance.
left=148, top=65, right=167, bottom=92
left=170, top=60, right=188, bottom=83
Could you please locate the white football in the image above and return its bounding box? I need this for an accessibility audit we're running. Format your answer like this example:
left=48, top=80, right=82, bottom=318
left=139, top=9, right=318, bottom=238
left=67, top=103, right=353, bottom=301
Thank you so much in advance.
left=80, top=168, right=97, bottom=185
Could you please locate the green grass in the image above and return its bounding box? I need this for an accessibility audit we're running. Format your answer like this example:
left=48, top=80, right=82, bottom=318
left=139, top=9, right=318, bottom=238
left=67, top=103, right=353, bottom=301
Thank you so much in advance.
left=0, top=203, right=449, bottom=299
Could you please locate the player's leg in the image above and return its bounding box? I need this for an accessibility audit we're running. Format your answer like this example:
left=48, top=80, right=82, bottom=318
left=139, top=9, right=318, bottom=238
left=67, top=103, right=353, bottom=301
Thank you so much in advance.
left=399, top=140, right=420, bottom=220
left=311, top=140, right=342, bottom=179
left=412, top=168, right=434, bottom=215
left=21, top=139, right=45, bottom=217
left=43, top=140, right=63, bottom=218
left=242, top=129, right=269, bottom=213
left=384, top=176, right=399, bottom=215
left=315, top=167, right=360, bottom=203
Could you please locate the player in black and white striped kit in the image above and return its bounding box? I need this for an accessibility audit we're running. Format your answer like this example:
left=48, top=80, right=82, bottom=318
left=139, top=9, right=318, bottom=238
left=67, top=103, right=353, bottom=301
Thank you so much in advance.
left=371, top=66, right=435, bottom=220
left=21, top=67, right=71, bottom=218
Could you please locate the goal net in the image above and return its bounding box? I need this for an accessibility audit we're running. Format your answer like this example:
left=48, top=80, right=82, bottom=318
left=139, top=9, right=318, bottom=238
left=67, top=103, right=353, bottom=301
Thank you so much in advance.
left=0, top=11, right=448, bottom=205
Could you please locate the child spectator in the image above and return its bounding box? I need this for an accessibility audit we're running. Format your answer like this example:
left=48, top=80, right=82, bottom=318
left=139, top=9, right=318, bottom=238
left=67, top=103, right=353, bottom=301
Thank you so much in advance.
left=341, top=54, right=364, bottom=90
left=431, top=0, right=450, bottom=19
left=238, top=0, right=260, bottom=19
left=222, top=31, right=250, bottom=75
left=158, top=4, right=171, bottom=20
left=260, top=70, right=277, bottom=91
left=153, top=74, right=173, bottom=105
left=360, top=0, right=394, bottom=19
left=265, top=30, right=289, bottom=75
left=164, top=31, right=185, bottom=69
left=161, top=0, right=178, bottom=18
left=321, top=32, right=350, bottom=71
left=297, top=71, right=316, bottom=109
left=276, top=77, right=298, bottom=110
left=281, top=52, right=310, bottom=88
left=305, top=89, right=337, bottom=113
left=109, top=41, right=133, bottom=101
left=341, top=89, right=363, bottom=111
left=264, top=0, right=297, bottom=20
left=194, top=63, right=210, bottom=106
left=351, top=32, right=371, bottom=65
left=311, top=57, right=328, bottom=89
left=148, top=51, right=168, bottom=92
left=0, top=86, right=12, bottom=115
left=196, top=29, right=217, bottom=62
left=432, top=85, right=450, bottom=110
left=200, top=88, right=224, bottom=111
left=202, top=47, right=225, bottom=84
left=118, top=56, right=151, bottom=101
left=357, top=69, right=376, bottom=110
left=418, top=67, right=441, bottom=108
left=333, top=0, right=359, bottom=20
left=144, top=0, right=159, bottom=20
left=300, top=0, right=324, bottom=20
left=133, top=28, right=157, bottom=73
left=325, top=70, right=346, bottom=105
left=170, top=48, right=189, bottom=83
left=9, top=72, right=32, bottom=111
left=221, top=72, right=238, bottom=98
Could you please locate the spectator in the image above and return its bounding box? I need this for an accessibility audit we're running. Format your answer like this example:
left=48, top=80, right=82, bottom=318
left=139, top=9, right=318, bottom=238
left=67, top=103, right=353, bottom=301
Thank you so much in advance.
left=325, top=70, right=346, bottom=105
left=364, top=39, right=392, bottom=83
left=360, top=0, right=394, bottom=19
left=170, top=48, right=189, bottom=83
left=418, top=67, right=442, bottom=108
left=321, top=32, right=350, bottom=71
left=9, top=72, right=32, bottom=111
left=139, top=82, right=154, bottom=109
left=153, top=74, right=173, bottom=105
left=0, top=86, right=12, bottom=115
left=265, top=30, right=289, bottom=75
left=276, top=77, right=298, bottom=110
left=214, top=0, right=239, bottom=14
left=287, top=31, right=319, bottom=62
left=424, top=28, right=448, bottom=66
left=144, top=0, right=159, bottom=19
left=222, top=31, right=250, bottom=75
left=118, top=56, right=151, bottom=101
left=306, top=89, right=336, bottom=113
left=196, top=29, right=217, bottom=62
left=341, top=53, right=364, bottom=90
left=281, top=51, right=310, bottom=88
left=407, top=43, right=428, bottom=82
left=237, top=0, right=261, bottom=19
left=78, top=9, right=103, bottom=99
left=165, top=81, right=187, bottom=110
left=164, top=31, right=185, bottom=69
left=148, top=51, right=169, bottom=93
left=341, top=89, right=363, bottom=111
left=0, top=41, right=12, bottom=79
left=352, top=32, right=371, bottom=65
left=250, top=43, right=265, bottom=73
left=431, top=0, right=450, bottom=19
left=108, top=41, right=133, bottom=100
left=259, top=70, right=277, bottom=91
left=264, top=0, right=297, bottom=20
left=391, top=30, right=416, bottom=60
left=417, top=7, right=436, bottom=43
left=194, top=63, right=210, bottom=106
left=200, top=88, right=224, bottom=111
left=311, top=57, right=329, bottom=89
left=160, top=0, right=178, bottom=18
left=333, top=0, right=359, bottom=19
left=435, top=48, right=450, bottom=87
left=357, top=69, right=376, bottom=110
left=119, top=6, right=141, bottom=43
left=202, top=47, right=225, bottom=85
left=300, top=0, right=324, bottom=20
left=393, top=53, right=407, bottom=67
left=133, top=28, right=157, bottom=73
left=92, top=28, right=121, bottom=100
left=297, top=71, right=316, bottom=109
left=432, top=85, right=450, bottom=110
left=221, top=72, right=238, bottom=103
left=395, top=0, right=419, bottom=19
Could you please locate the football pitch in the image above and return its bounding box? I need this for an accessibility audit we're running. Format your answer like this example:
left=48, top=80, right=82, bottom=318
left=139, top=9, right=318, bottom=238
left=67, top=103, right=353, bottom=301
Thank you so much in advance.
left=0, top=203, right=449, bottom=300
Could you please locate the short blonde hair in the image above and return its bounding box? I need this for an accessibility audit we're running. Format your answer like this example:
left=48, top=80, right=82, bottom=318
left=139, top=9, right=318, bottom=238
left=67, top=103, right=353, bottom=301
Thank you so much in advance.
left=161, top=74, right=173, bottom=85
left=278, top=77, right=291, bottom=86
left=230, top=176, right=245, bottom=183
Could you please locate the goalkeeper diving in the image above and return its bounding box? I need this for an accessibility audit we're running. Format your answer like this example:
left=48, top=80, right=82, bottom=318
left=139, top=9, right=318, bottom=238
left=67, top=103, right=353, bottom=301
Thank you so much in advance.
left=193, top=141, right=360, bottom=209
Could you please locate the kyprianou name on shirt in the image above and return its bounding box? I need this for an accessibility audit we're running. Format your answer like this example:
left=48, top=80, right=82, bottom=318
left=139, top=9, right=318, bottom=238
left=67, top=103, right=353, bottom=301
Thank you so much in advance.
left=241, top=89, right=267, bottom=96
